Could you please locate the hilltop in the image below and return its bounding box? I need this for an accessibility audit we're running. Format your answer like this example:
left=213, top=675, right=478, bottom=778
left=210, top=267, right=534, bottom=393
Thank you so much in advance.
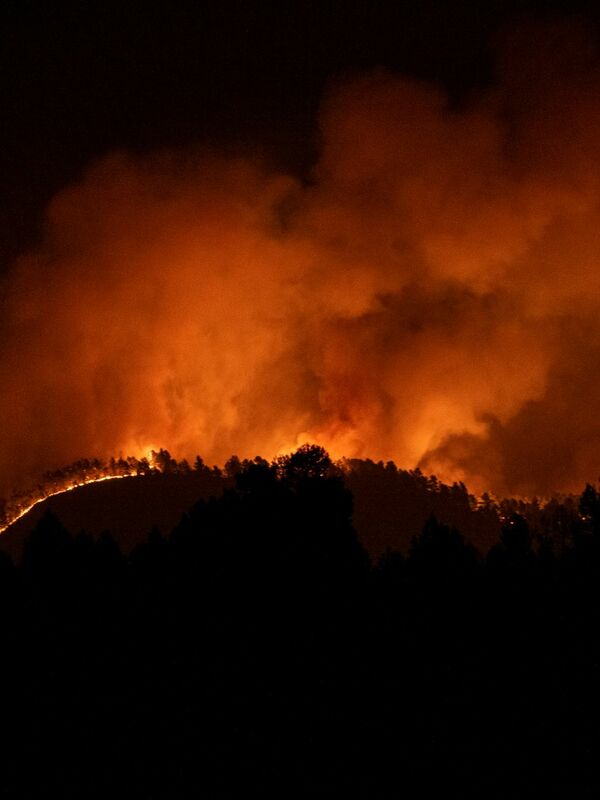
left=0, top=447, right=582, bottom=558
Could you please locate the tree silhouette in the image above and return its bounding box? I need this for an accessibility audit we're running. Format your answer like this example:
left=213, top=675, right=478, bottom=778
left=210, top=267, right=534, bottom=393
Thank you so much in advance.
left=275, top=443, right=334, bottom=482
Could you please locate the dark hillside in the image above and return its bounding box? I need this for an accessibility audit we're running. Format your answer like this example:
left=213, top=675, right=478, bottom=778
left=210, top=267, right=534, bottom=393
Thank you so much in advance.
left=0, top=460, right=502, bottom=558
left=0, top=455, right=579, bottom=558
left=343, top=459, right=502, bottom=554
left=0, top=470, right=228, bottom=559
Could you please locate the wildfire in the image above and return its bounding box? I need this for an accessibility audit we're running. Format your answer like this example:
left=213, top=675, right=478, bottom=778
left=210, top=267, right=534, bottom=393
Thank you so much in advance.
left=1, top=23, right=600, bottom=497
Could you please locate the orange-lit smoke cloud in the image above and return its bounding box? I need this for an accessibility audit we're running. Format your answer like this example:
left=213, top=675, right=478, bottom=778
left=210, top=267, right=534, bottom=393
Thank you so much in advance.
left=4, top=19, right=600, bottom=498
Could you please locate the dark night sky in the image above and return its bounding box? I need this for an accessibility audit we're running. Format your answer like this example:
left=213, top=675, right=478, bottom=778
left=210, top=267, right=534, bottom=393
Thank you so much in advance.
left=1, top=0, right=598, bottom=266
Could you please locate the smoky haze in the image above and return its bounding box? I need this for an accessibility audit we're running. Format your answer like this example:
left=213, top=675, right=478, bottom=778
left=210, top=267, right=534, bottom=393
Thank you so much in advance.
left=3, top=20, right=600, bottom=498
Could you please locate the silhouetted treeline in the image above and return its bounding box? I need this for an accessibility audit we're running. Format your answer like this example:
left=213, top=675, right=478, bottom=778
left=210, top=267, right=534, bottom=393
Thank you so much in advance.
left=1, top=447, right=587, bottom=558
left=0, top=445, right=600, bottom=795
left=344, top=458, right=589, bottom=555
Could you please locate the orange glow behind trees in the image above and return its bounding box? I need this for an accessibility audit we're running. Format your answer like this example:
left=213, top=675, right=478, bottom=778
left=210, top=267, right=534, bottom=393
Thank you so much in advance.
left=3, top=21, right=600, bottom=498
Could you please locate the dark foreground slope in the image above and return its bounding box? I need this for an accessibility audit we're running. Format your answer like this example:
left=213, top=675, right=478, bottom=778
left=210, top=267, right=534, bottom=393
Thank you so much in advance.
left=0, top=455, right=598, bottom=796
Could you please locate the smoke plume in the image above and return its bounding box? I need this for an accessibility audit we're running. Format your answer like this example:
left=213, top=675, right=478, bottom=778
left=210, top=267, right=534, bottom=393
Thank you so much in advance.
left=4, top=19, right=600, bottom=497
